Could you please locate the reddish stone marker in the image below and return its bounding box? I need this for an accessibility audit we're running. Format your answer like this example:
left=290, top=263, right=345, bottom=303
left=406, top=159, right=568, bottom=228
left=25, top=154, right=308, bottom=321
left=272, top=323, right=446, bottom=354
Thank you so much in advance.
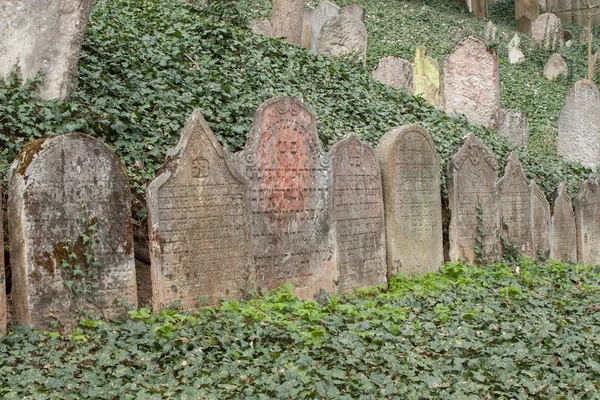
left=551, top=183, right=577, bottom=263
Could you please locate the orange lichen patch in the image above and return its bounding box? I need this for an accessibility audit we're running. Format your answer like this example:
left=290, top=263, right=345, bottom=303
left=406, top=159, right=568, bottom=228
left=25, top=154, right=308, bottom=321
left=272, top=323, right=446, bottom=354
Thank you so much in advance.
left=16, top=138, right=48, bottom=176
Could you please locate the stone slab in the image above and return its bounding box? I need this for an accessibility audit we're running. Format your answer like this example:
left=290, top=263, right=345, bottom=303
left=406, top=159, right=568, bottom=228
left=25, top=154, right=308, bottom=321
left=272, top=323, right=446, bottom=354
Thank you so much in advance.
left=412, top=47, right=443, bottom=106
left=508, top=34, right=525, bottom=64
left=550, top=182, right=577, bottom=262
left=531, top=180, right=551, bottom=260
left=301, top=9, right=313, bottom=49
left=0, top=185, right=5, bottom=336
left=371, top=56, right=414, bottom=94
left=472, top=0, right=487, bottom=20
left=447, top=133, right=500, bottom=264
left=310, top=1, right=340, bottom=54
left=498, top=108, right=529, bottom=148
left=147, top=110, right=253, bottom=310
left=543, top=53, right=568, bottom=80
left=531, top=13, right=563, bottom=50
left=8, top=133, right=137, bottom=330
left=575, top=177, right=600, bottom=264
left=235, top=97, right=337, bottom=298
left=331, top=135, right=386, bottom=292
left=377, top=125, right=443, bottom=276
left=516, top=0, right=539, bottom=34
left=317, top=13, right=367, bottom=64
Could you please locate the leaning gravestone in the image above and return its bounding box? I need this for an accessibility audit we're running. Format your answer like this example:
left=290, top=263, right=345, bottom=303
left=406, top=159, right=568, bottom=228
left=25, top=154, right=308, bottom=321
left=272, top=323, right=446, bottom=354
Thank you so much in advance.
left=497, top=153, right=533, bottom=257
left=0, top=186, right=5, bottom=336
left=331, top=135, right=386, bottom=292
left=147, top=111, right=253, bottom=310
left=310, top=1, right=341, bottom=54
left=8, top=133, right=137, bottom=330
left=515, top=0, right=539, bottom=34
left=371, top=56, right=414, bottom=94
left=557, top=80, right=600, bottom=168
left=508, top=34, right=525, bottom=64
left=531, top=180, right=551, bottom=259
left=575, top=178, right=600, bottom=265
left=377, top=126, right=443, bottom=276
left=550, top=183, right=577, bottom=262
left=412, top=47, right=443, bottom=106
left=531, top=13, right=563, bottom=50
left=447, top=133, right=500, bottom=264
left=317, top=13, right=367, bottom=64
left=0, top=0, right=94, bottom=100
left=235, top=97, right=337, bottom=299
left=443, top=36, right=500, bottom=129
left=498, top=109, right=529, bottom=148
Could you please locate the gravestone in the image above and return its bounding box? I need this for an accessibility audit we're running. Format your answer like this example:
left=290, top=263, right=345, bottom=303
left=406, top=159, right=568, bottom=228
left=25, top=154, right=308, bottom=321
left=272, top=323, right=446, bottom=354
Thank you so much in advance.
left=0, top=186, right=5, bottom=336
left=412, top=47, right=443, bottom=106
left=516, top=0, right=539, bottom=34
left=331, top=135, right=386, bottom=291
left=545, top=0, right=572, bottom=24
left=443, top=36, right=500, bottom=129
left=271, top=0, right=304, bottom=45
left=531, top=13, right=563, bottom=50
left=8, top=133, right=137, bottom=330
left=557, top=80, right=600, bottom=168
left=531, top=180, right=551, bottom=259
left=377, top=126, right=443, bottom=276
left=508, top=34, right=525, bottom=64
left=447, top=133, right=500, bottom=264
left=497, top=153, right=533, bottom=257
left=472, top=0, right=488, bottom=19
left=310, top=1, right=341, bottom=54
left=498, top=108, right=529, bottom=148
left=550, top=183, right=577, bottom=262
left=344, top=5, right=366, bottom=22
left=575, top=178, right=600, bottom=264
left=0, top=0, right=94, bottom=100
left=543, top=53, right=568, bottom=80
left=317, top=13, right=367, bottom=64
left=301, top=9, right=313, bottom=49
left=371, top=56, right=414, bottom=94
left=235, top=97, right=337, bottom=298
left=147, top=111, right=253, bottom=310
left=483, top=20, right=498, bottom=43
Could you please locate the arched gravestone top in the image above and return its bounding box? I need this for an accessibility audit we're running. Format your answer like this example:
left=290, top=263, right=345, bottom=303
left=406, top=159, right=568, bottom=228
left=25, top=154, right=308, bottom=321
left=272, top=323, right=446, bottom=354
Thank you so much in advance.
left=0, top=186, right=5, bottom=336
left=530, top=180, right=551, bottom=260
left=447, top=133, right=500, bottom=264
left=377, top=125, right=443, bottom=276
left=498, top=153, right=533, bottom=257
left=412, top=47, right=443, bottom=106
left=147, top=110, right=253, bottom=311
left=371, top=56, right=414, bottom=94
left=443, top=36, right=500, bottom=129
left=331, top=134, right=386, bottom=292
left=8, top=133, right=137, bottom=330
left=531, top=13, right=563, bottom=49
left=235, top=96, right=337, bottom=299
left=575, top=177, right=600, bottom=265
left=551, top=182, right=577, bottom=262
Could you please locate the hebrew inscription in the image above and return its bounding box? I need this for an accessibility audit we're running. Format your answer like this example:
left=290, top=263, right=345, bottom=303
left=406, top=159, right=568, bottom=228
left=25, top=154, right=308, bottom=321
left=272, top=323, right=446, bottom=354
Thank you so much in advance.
left=530, top=181, right=551, bottom=260
left=575, top=178, right=600, bottom=264
left=551, top=183, right=577, bottom=262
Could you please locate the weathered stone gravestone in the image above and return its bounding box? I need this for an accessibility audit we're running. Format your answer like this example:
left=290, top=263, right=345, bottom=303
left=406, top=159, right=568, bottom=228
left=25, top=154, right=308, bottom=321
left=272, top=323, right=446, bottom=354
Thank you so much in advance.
left=472, top=0, right=488, bottom=20
left=310, top=1, right=341, bottom=54
left=147, top=111, right=253, bottom=310
left=301, top=9, right=313, bottom=49
left=271, top=0, right=304, bottom=45
left=371, top=56, right=414, bottom=94
left=377, top=126, right=443, bottom=276
left=575, top=177, right=600, bottom=264
left=0, top=186, right=5, bottom=336
left=531, top=180, right=551, bottom=259
left=543, top=53, right=568, bottom=80
left=545, top=0, right=572, bottom=24
left=531, top=13, right=563, bottom=50
left=498, top=108, right=529, bottom=148
left=344, top=5, right=366, bottom=22
left=317, top=13, right=367, bottom=64
left=443, top=36, right=500, bottom=129
left=0, top=0, right=94, bottom=100
left=497, top=153, right=533, bottom=257
left=235, top=97, right=337, bottom=298
left=516, top=0, right=539, bottom=34
left=550, top=183, right=577, bottom=262
left=8, top=133, right=137, bottom=330
left=483, top=20, right=498, bottom=43
left=412, top=47, right=443, bottom=106
left=557, top=80, right=600, bottom=168
left=508, top=34, right=525, bottom=64
left=331, top=135, right=386, bottom=291
left=447, top=133, right=500, bottom=264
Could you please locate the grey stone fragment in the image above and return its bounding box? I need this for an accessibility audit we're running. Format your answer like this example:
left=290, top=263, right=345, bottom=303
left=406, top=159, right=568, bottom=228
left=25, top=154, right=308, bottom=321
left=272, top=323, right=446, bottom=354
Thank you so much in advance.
left=531, top=13, right=563, bottom=50
left=317, top=13, right=367, bottom=64
left=498, top=108, right=529, bottom=148
left=544, top=53, right=568, bottom=80
left=508, top=33, right=525, bottom=64
left=550, top=182, right=577, bottom=262
left=530, top=180, right=551, bottom=260
left=310, top=1, right=341, bottom=54
left=483, top=20, right=498, bottom=43
left=371, top=56, right=414, bottom=94
left=575, top=177, right=600, bottom=264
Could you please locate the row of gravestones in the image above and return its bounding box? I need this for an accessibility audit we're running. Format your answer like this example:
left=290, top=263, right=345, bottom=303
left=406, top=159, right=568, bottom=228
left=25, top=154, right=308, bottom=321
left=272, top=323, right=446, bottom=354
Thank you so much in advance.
left=1, top=96, right=598, bottom=336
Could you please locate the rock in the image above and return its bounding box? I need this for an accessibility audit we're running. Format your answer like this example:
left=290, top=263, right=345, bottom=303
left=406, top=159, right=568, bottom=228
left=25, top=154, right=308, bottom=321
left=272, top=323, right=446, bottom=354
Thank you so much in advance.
left=531, top=13, right=563, bottom=50
left=371, top=56, right=414, bottom=94
left=412, top=47, right=443, bottom=106
left=317, top=13, right=367, bottom=64
left=498, top=108, right=529, bottom=148
left=543, top=53, right=568, bottom=80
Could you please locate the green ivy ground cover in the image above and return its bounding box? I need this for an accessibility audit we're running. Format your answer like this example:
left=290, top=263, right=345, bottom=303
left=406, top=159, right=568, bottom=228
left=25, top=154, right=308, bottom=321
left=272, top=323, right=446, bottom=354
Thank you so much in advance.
left=1, top=260, right=600, bottom=398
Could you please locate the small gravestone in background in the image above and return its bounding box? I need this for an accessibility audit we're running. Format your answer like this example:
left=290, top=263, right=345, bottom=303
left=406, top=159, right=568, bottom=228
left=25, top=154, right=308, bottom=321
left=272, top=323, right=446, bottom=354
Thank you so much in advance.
left=483, top=20, right=498, bottom=43
left=543, top=53, right=568, bottom=80
left=235, top=97, right=337, bottom=299
left=531, top=180, right=551, bottom=260
left=378, top=126, right=443, bottom=276
left=551, top=182, right=577, bottom=262
left=498, top=108, right=529, bottom=148
left=443, top=36, right=500, bottom=129
left=508, top=34, right=525, bottom=64
left=447, top=133, right=500, bottom=264
left=557, top=80, right=600, bottom=168
left=575, top=177, right=600, bottom=265
left=497, top=153, right=533, bottom=257
left=317, top=13, right=367, bottom=64
left=515, top=0, right=539, bottom=34
left=371, top=56, right=414, bottom=94
left=412, top=47, right=443, bottom=106
left=531, top=13, right=563, bottom=50
left=8, top=133, right=137, bottom=330
left=331, top=135, right=386, bottom=292
left=0, top=186, right=5, bottom=336
left=310, top=1, right=340, bottom=54
left=147, top=111, right=253, bottom=310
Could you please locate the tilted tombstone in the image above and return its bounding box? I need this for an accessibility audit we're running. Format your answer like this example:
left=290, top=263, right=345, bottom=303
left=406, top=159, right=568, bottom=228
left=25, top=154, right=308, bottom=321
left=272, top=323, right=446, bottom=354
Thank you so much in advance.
left=317, top=13, right=367, bottom=64
left=550, top=183, right=577, bottom=262
left=0, top=0, right=94, bottom=100
left=498, top=108, right=529, bottom=148
left=575, top=177, right=600, bottom=264
left=147, top=111, right=253, bottom=310
left=516, top=0, right=539, bottom=34
left=412, top=47, right=443, bottom=106
left=371, top=56, right=414, bottom=94
left=531, top=13, right=563, bottom=50
left=331, top=135, right=386, bottom=292
left=531, top=180, right=551, bottom=260
left=443, top=36, right=500, bottom=129
left=235, top=97, right=337, bottom=298
left=557, top=80, right=600, bottom=168
left=0, top=186, right=5, bottom=336
left=447, top=133, right=500, bottom=264
left=497, top=153, right=533, bottom=257
left=377, top=126, right=443, bottom=276
left=8, top=133, right=137, bottom=330
left=310, top=1, right=341, bottom=54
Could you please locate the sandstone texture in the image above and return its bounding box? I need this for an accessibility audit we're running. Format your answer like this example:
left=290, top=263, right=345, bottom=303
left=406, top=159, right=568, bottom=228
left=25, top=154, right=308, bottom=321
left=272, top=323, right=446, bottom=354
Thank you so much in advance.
left=551, top=182, right=577, bottom=262
left=317, top=13, right=367, bottom=64
left=371, top=56, right=414, bottom=94
left=498, top=108, right=529, bottom=148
